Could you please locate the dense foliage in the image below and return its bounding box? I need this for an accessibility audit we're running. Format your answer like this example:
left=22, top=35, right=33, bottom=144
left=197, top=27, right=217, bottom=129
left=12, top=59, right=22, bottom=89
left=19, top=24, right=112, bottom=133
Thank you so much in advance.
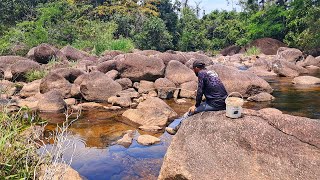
left=0, top=0, right=319, bottom=55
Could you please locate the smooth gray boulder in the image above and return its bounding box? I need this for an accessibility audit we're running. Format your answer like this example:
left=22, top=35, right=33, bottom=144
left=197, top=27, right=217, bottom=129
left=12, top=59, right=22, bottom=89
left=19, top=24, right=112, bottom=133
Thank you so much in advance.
left=116, top=53, right=165, bottom=81
left=207, top=64, right=273, bottom=97
left=80, top=72, right=122, bottom=102
left=165, top=60, right=197, bottom=85
left=122, top=97, right=177, bottom=127
left=159, top=109, right=320, bottom=180
left=292, top=76, right=320, bottom=85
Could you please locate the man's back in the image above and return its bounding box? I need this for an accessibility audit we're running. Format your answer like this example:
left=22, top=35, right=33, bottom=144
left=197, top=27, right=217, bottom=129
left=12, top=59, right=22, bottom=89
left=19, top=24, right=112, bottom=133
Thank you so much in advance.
left=196, top=69, right=228, bottom=109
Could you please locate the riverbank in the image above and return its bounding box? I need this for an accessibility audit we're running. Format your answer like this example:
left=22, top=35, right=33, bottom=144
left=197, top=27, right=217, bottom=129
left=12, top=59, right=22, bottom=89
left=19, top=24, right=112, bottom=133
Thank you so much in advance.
left=1, top=43, right=320, bottom=179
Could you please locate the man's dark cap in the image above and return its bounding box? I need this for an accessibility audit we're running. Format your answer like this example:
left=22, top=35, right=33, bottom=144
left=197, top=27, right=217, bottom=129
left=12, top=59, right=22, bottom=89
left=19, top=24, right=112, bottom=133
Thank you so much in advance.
left=193, top=59, right=205, bottom=68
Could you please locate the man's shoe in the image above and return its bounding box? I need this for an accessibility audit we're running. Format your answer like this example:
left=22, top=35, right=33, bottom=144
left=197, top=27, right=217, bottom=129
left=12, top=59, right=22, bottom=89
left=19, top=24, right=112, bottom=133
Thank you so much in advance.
left=165, top=127, right=177, bottom=135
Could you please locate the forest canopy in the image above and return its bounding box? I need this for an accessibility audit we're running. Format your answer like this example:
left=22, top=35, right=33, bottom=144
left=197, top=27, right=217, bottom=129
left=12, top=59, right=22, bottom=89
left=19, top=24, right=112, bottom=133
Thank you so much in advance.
left=0, top=0, right=319, bottom=55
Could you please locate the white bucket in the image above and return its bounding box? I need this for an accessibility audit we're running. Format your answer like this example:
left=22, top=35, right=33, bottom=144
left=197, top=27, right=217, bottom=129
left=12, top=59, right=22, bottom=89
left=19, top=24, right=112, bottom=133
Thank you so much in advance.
left=225, top=92, right=244, bottom=119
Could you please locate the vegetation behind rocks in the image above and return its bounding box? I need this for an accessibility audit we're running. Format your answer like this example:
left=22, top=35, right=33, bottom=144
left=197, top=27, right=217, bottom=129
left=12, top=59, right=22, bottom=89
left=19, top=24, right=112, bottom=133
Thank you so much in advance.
left=0, top=0, right=319, bottom=55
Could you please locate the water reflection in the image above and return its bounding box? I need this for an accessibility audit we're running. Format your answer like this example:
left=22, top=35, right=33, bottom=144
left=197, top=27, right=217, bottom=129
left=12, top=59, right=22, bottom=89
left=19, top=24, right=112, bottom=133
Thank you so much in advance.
left=42, top=71, right=319, bottom=179
left=245, top=72, right=320, bottom=119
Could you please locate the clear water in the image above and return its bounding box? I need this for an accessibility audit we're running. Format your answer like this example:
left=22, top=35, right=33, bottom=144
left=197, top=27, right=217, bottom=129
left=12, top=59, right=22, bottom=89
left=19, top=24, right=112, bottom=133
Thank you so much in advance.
left=42, top=70, right=320, bottom=180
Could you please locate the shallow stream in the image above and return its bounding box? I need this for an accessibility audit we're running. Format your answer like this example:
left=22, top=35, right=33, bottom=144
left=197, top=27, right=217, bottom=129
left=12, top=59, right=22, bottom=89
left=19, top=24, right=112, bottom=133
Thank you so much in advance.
left=42, top=71, right=320, bottom=180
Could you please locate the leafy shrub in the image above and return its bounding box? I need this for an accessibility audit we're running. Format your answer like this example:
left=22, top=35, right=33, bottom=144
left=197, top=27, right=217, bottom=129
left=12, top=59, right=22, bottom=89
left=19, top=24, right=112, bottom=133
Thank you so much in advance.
left=134, top=16, right=173, bottom=51
left=0, top=1, right=134, bottom=56
left=245, top=46, right=261, bottom=56
left=24, top=70, right=48, bottom=82
left=0, top=108, right=45, bottom=179
left=109, top=38, right=134, bottom=53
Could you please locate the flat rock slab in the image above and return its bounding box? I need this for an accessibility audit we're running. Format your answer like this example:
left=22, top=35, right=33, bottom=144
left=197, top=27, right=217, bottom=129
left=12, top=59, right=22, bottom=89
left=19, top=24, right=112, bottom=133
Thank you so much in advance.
left=137, top=135, right=160, bottom=146
left=247, top=92, right=275, bottom=102
left=122, top=97, right=177, bottom=127
left=159, top=109, right=320, bottom=180
left=139, top=125, right=163, bottom=132
left=292, top=76, right=320, bottom=85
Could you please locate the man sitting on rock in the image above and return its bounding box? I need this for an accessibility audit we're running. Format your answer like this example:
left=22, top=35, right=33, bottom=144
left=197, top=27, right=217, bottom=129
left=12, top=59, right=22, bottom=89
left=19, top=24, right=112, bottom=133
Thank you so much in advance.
left=166, top=60, right=228, bottom=135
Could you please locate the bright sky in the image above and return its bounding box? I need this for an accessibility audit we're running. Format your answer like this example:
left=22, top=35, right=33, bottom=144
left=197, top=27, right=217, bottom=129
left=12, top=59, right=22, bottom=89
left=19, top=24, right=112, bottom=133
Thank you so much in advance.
left=189, top=0, right=240, bottom=13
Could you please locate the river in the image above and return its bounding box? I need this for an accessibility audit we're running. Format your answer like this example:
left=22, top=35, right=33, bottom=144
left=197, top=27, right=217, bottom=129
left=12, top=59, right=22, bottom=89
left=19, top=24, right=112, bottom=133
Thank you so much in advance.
left=41, top=70, right=320, bottom=179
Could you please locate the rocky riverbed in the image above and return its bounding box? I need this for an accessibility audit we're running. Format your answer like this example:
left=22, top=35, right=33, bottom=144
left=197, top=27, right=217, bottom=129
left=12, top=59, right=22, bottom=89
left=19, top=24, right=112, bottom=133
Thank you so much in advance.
left=1, top=40, right=320, bottom=179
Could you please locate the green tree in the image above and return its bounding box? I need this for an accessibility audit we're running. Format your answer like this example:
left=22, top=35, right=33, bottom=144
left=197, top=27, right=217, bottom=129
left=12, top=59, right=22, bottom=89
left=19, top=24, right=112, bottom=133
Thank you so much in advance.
left=201, top=10, right=246, bottom=50
left=285, top=0, right=320, bottom=50
left=134, top=16, right=173, bottom=51
left=153, top=0, right=180, bottom=48
left=0, top=0, right=134, bottom=55
left=245, top=4, right=286, bottom=41
left=178, top=7, right=205, bottom=51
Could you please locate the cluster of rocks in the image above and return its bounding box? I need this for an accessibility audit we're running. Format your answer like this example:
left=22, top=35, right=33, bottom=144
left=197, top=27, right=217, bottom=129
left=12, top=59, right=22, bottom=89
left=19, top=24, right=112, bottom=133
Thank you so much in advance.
left=1, top=40, right=319, bottom=128
left=116, top=130, right=161, bottom=147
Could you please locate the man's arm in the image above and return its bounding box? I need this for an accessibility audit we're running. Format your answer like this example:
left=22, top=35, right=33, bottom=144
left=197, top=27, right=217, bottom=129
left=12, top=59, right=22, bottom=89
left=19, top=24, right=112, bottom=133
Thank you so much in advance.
left=195, top=71, right=205, bottom=107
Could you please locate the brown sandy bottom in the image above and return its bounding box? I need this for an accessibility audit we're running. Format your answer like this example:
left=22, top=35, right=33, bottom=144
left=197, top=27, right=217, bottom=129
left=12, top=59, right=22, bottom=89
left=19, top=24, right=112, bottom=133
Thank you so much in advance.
left=41, top=72, right=320, bottom=179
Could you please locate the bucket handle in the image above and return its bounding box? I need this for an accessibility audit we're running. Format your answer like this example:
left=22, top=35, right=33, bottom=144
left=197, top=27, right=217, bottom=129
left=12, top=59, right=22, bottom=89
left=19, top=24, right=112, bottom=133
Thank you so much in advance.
left=226, top=92, right=243, bottom=100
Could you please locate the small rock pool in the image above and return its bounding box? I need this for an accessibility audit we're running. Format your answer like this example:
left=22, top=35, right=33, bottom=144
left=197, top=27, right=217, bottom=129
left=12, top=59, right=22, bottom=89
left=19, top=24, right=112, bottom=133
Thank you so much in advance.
left=42, top=71, right=320, bottom=180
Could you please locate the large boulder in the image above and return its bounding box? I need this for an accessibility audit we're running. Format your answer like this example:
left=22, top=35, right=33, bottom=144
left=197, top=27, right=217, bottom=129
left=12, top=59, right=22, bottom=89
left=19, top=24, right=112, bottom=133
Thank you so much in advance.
left=97, top=60, right=117, bottom=73
left=220, top=45, right=241, bottom=56
left=116, top=53, right=165, bottom=81
left=51, top=68, right=85, bottom=83
left=0, top=56, right=30, bottom=69
left=185, top=52, right=214, bottom=64
left=101, top=50, right=124, bottom=58
left=74, top=59, right=95, bottom=71
left=304, top=48, right=320, bottom=57
left=135, top=50, right=160, bottom=56
left=296, top=55, right=320, bottom=67
left=159, top=109, right=320, bottom=180
left=115, top=78, right=132, bottom=90
left=31, top=43, right=67, bottom=64
left=179, top=81, right=197, bottom=99
left=165, top=60, right=197, bottom=85
left=60, top=45, right=90, bottom=61
left=278, top=47, right=303, bottom=63
left=185, top=58, right=214, bottom=69
left=247, top=67, right=277, bottom=77
left=137, top=135, right=160, bottom=146
left=37, top=90, right=67, bottom=112
left=38, top=163, right=82, bottom=180
left=117, top=88, right=139, bottom=99
left=252, top=57, right=273, bottom=71
left=40, top=72, right=72, bottom=98
left=242, top=38, right=287, bottom=55
left=108, top=96, right=132, bottom=107
left=0, top=80, right=16, bottom=97
left=10, top=60, right=41, bottom=81
left=80, top=72, right=122, bottom=101
left=122, top=97, right=177, bottom=127
left=0, top=56, right=30, bottom=80
left=105, top=70, right=119, bottom=80
left=272, top=59, right=308, bottom=77
left=247, top=92, right=275, bottom=102
left=19, top=80, right=41, bottom=98
left=292, top=76, right=320, bottom=85
left=154, top=78, right=176, bottom=99
left=207, top=64, right=273, bottom=97
left=138, top=80, right=154, bottom=94
left=154, top=52, right=188, bottom=65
